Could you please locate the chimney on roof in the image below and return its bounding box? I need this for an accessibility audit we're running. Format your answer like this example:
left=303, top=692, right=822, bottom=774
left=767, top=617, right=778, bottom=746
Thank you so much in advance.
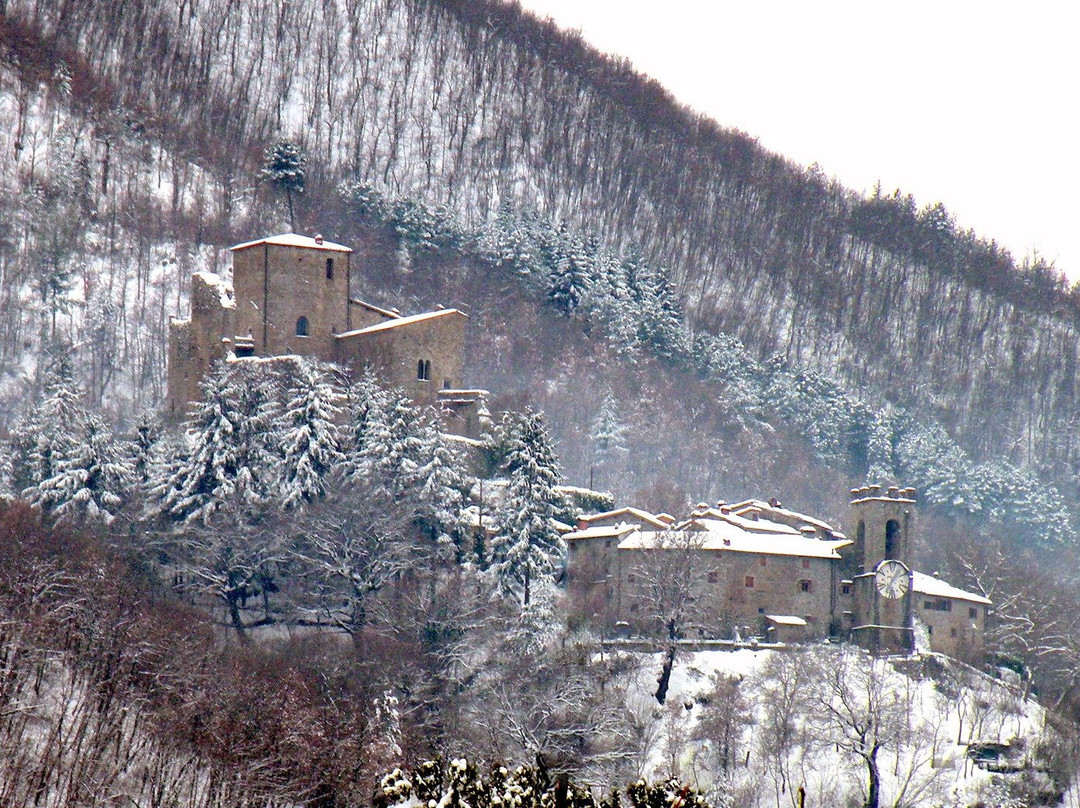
left=768, top=497, right=781, bottom=508
left=888, top=485, right=900, bottom=498
left=314, top=234, right=324, bottom=244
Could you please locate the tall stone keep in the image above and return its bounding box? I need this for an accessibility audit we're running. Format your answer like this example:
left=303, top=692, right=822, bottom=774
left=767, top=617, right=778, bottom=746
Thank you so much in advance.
left=231, top=233, right=353, bottom=359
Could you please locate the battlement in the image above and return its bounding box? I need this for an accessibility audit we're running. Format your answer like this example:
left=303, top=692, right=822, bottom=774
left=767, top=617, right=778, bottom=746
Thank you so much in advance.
left=849, top=484, right=917, bottom=504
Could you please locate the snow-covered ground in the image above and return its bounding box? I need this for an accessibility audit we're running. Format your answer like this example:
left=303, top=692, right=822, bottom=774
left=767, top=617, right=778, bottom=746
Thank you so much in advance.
left=618, top=645, right=1057, bottom=807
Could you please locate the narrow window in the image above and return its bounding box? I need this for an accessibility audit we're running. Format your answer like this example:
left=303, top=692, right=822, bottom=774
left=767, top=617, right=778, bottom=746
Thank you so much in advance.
left=799, top=579, right=812, bottom=593
left=295, top=316, right=308, bottom=336
left=801, top=559, right=810, bottom=569
left=841, top=583, right=852, bottom=595
left=744, top=576, right=754, bottom=588
left=325, top=257, right=334, bottom=280
left=759, top=556, right=766, bottom=567
left=924, top=600, right=933, bottom=610
left=969, top=607, right=978, bottom=619
left=443, top=378, right=452, bottom=389
left=417, top=359, right=431, bottom=381
left=885, top=519, right=901, bottom=557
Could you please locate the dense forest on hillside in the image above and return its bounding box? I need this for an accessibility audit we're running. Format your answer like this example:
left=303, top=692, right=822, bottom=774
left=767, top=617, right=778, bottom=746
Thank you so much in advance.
left=4, top=0, right=1080, bottom=526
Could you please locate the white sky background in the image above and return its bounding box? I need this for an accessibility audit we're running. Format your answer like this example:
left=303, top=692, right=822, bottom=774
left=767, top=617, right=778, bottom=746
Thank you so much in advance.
left=516, top=1, right=1079, bottom=280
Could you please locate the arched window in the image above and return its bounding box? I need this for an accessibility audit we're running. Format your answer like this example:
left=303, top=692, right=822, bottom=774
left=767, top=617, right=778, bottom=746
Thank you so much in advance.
left=325, top=258, right=334, bottom=280
left=417, top=359, right=431, bottom=381
left=885, top=519, right=901, bottom=558
left=296, top=316, right=309, bottom=337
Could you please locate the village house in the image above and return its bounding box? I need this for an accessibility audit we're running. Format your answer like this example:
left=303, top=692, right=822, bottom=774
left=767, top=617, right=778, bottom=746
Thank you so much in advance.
left=565, top=485, right=990, bottom=660
left=167, top=233, right=487, bottom=436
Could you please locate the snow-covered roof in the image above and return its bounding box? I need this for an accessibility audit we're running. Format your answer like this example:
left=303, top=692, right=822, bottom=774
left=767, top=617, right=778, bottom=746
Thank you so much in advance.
left=619, top=524, right=849, bottom=559
left=230, top=232, right=352, bottom=253
left=729, top=499, right=839, bottom=534
left=335, top=308, right=464, bottom=337
left=765, top=615, right=808, bottom=627
left=579, top=506, right=668, bottom=530
left=688, top=509, right=802, bottom=536
left=912, top=572, right=992, bottom=605
left=563, top=524, right=640, bottom=542
left=350, top=299, right=401, bottom=319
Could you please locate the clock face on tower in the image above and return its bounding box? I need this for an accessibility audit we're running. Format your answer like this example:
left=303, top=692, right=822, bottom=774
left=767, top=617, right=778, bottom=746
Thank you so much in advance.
left=874, top=559, right=910, bottom=599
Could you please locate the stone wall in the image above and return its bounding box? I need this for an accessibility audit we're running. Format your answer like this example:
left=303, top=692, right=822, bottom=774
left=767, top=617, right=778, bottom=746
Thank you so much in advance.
left=335, top=311, right=466, bottom=408
left=614, top=546, right=834, bottom=641
left=917, top=595, right=986, bottom=661
left=166, top=272, right=233, bottom=418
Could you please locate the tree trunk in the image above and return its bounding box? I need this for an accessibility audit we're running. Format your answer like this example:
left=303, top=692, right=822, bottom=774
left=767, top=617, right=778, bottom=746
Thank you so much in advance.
left=655, top=644, right=677, bottom=704
left=227, top=594, right=249, bottom=644
left=864, top=745, right=880, bottom=808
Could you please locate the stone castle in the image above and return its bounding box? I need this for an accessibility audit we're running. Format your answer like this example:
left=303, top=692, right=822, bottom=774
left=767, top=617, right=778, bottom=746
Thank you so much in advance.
left=565, top=485, right=990, bottom=660
left=167, top=233, right=486, bottom=435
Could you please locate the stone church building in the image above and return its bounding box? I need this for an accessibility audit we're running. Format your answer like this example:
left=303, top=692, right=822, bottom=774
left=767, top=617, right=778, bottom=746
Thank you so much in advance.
left=565, top=485, right=990, bottom=661
left=167, top=233, right=486, bottom=435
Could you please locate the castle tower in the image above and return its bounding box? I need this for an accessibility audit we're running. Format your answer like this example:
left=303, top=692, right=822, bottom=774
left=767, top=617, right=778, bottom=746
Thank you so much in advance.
left=847, top=484, right=918, bottom=654
left=230, top=233, right=353, bottom=359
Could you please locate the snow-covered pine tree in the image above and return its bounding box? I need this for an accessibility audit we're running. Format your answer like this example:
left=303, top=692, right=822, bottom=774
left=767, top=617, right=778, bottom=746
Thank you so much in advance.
left=413, top=428, right=471, bottom=560
left=14, top=352, right=85, bottom=494
left=151, top=361, right=277, bottom=524
left=228, top=359, right=283, bottom=506
left=590, top=391, right=628, bottom=491
left=129, top=408, right=163, bottom=485
left=489, top=410, right=565, bottom=607
left=340, top=369, right=395, bottom=481
left=30, top=412, right=134, bottom=526
left=546, top=225, right=592, bottom=315
left=360, top=388, right=430, bottom=498
left=866, top=407, right=898, bottom=483
left=261, top=140, right=306, bottom=230
left=278, top=357, right=344, bottom=509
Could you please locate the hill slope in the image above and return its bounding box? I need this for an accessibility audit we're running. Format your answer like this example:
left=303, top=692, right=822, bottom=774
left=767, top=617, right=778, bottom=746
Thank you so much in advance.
left=1, top=0, right=1078, bottom=537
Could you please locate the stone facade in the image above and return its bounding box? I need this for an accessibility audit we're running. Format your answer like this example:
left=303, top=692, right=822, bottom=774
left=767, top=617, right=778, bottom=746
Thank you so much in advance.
left=166, top=233, right=486, bottom=435
left=166, top=271, right=235, bottom=417
left=565, top=487, right=991, bottom=661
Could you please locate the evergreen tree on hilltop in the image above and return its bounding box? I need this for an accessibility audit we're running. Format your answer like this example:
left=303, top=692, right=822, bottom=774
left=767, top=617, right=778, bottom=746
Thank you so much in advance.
left=30, top=412, right=134, bottom=526
left=278, top=357, right=344, bottom=509
left=261, top=139, right=306, bottom=231
left=490, top=410, right=565, bottom=607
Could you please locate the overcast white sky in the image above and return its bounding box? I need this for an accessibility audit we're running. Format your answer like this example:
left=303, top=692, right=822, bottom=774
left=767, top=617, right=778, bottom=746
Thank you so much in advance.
left=517, top=1, right=1079, bottom=279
